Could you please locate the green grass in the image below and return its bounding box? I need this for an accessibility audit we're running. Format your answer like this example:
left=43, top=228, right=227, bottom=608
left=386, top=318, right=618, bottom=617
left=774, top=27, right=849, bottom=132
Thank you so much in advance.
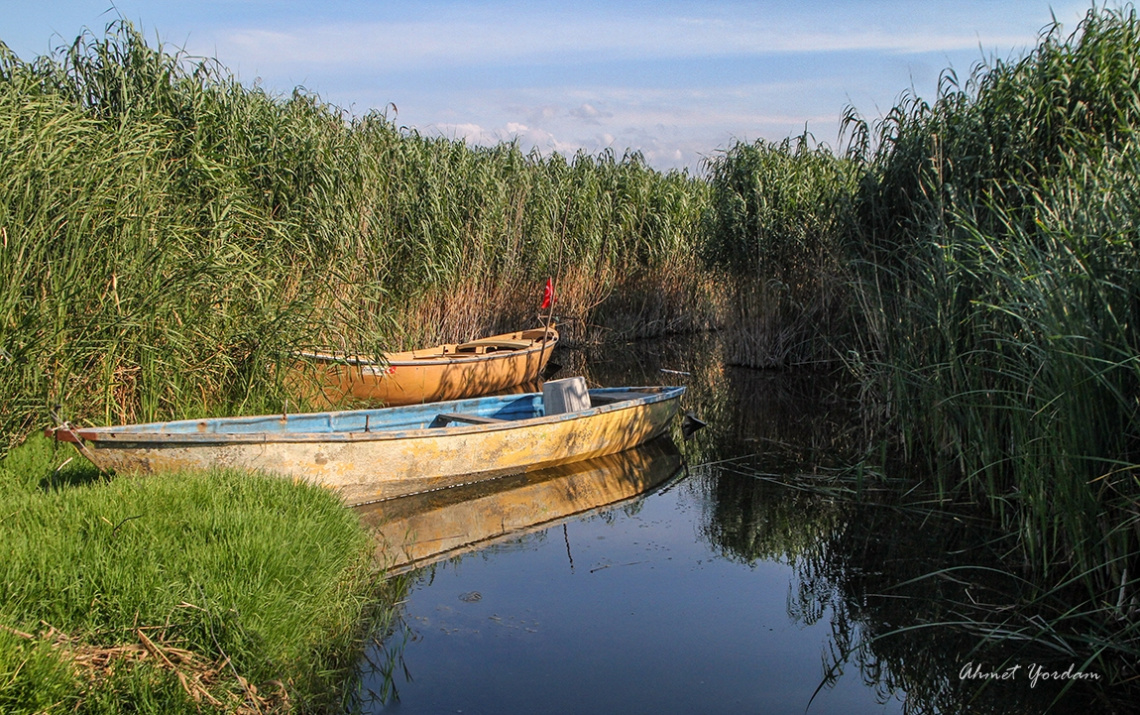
left=0, top=435, right=387, bottom=713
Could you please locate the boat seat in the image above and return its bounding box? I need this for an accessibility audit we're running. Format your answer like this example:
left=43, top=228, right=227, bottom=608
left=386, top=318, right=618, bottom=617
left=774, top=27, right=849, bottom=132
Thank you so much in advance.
left=543, top=376, right=591, bottom=415
left=456, top=339, right=532, bottom=353
left=590, top=391, right=655, bottom=404
left=431, top=413, right=507, bottom=427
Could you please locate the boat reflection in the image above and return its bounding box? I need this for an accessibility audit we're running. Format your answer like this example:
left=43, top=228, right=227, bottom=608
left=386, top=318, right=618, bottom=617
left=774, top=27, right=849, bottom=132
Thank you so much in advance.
left=357, top=436, right=683, bottom=574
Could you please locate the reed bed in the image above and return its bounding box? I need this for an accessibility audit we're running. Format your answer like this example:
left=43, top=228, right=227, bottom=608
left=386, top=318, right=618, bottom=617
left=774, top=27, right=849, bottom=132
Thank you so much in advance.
left=695, top=3, right=1140, bottom=669
left=0, top=23, right=713, bottom=448
left=843, top=5, right=1140, bottom=592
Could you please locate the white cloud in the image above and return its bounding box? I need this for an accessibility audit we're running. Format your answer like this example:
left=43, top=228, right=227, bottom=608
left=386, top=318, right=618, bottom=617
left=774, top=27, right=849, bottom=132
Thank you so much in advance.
left=376, top=77, right=878, bottom=171
left=569, top=103, right=612, bottom=124
left=435, top=122, right=488, bottom=143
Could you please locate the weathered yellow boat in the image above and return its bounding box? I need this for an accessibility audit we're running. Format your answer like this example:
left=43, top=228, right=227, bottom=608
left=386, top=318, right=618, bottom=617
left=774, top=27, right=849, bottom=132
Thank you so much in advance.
left=359, top=437, right=682, bottom=574
left=290, top=326, right=558, bottom=406
left=48, top=379, right=684, bottom=506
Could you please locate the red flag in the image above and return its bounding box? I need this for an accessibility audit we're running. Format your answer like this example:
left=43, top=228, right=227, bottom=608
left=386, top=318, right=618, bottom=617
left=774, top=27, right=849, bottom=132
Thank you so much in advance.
left=540, top=278, right=554, bottom=310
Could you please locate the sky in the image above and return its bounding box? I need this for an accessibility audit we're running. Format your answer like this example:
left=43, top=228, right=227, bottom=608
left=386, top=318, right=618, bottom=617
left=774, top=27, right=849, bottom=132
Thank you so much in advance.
left=2, top=1, right=1094, bottom=173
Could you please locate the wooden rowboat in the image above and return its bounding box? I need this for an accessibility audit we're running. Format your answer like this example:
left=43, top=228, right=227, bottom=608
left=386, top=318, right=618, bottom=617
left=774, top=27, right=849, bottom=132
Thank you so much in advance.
left=359, top=437, right=682, bottom=574
left=48, top=381, right=684, bottom=506
left=290, top=326, right=558, bottom=406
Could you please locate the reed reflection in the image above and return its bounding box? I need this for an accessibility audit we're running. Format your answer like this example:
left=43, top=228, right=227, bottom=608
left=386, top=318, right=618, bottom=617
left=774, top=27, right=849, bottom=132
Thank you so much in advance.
left=697, top=464, right=1131, bottom=713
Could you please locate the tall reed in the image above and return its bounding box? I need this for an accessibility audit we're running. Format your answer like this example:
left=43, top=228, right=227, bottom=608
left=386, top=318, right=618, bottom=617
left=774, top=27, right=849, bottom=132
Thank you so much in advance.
left=701, top=134, right=860, bottom=366
left=844, top=5, right=1140, bottom=599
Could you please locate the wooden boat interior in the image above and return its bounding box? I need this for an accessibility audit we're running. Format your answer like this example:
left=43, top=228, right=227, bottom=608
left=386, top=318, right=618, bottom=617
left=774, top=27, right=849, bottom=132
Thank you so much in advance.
left=94, top=394, right=545, bottom=437
left=79, top=387, right=677, bottom=440
left=294, top=328, right=556, bottom=365
left=406, top=331, right=554, bottom=359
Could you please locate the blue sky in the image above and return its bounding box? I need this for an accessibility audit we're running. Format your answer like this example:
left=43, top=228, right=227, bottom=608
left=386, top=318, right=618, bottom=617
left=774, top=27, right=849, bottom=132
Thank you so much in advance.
left=3, top=1, right=1092, bottom=172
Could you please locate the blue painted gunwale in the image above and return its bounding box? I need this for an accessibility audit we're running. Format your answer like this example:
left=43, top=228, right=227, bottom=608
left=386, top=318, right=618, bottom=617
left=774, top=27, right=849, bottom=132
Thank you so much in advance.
left=73, top=386, right=685, bottom=444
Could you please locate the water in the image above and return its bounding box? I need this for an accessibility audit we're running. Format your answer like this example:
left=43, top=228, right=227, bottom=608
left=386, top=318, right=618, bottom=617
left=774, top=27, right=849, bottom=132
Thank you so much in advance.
left=360, top=478, right=900, bottom=714
left=352, top=335, right=1124, bottom=714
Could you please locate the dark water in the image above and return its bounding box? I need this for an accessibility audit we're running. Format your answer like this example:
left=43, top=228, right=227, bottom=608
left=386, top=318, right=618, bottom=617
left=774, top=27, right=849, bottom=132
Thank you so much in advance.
left=352, top=335, right=1127, bottom=714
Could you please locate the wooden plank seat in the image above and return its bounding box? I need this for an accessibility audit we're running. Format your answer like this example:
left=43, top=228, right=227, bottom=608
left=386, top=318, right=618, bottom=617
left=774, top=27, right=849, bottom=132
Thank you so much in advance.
left=456, top=339, right=533, bottom=353
left=431, top=412, right=508, bottom=427
left=590, top=392, right=656, bottom=404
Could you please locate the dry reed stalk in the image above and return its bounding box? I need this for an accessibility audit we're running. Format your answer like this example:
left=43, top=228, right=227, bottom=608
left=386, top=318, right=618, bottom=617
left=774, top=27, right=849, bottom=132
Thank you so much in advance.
left=2, top=623, right=288, bottom=712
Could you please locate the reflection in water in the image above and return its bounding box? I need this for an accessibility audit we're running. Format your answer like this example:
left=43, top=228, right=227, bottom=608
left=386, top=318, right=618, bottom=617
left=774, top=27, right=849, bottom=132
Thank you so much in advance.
left=697, top=466, right=1130, bottom=713
left=357, top=333, right=1133, bottom=713
left=356, top=437, right=682, bottom=574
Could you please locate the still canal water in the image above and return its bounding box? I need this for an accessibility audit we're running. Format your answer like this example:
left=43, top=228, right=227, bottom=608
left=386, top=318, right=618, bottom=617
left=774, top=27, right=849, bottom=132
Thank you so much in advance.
left=352, top=335, right=1119, bottom=714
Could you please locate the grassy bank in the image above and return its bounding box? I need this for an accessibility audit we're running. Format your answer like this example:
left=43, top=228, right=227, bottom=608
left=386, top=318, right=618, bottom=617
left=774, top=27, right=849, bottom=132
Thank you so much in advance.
left=0, top=435, right=392, bottom=713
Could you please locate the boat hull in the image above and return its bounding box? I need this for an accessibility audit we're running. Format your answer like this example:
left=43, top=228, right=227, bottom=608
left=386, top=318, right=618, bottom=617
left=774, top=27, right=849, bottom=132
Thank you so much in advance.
left=291, top=327, right=558, bottom=406
left=53, top=387, right=683, bottom=505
